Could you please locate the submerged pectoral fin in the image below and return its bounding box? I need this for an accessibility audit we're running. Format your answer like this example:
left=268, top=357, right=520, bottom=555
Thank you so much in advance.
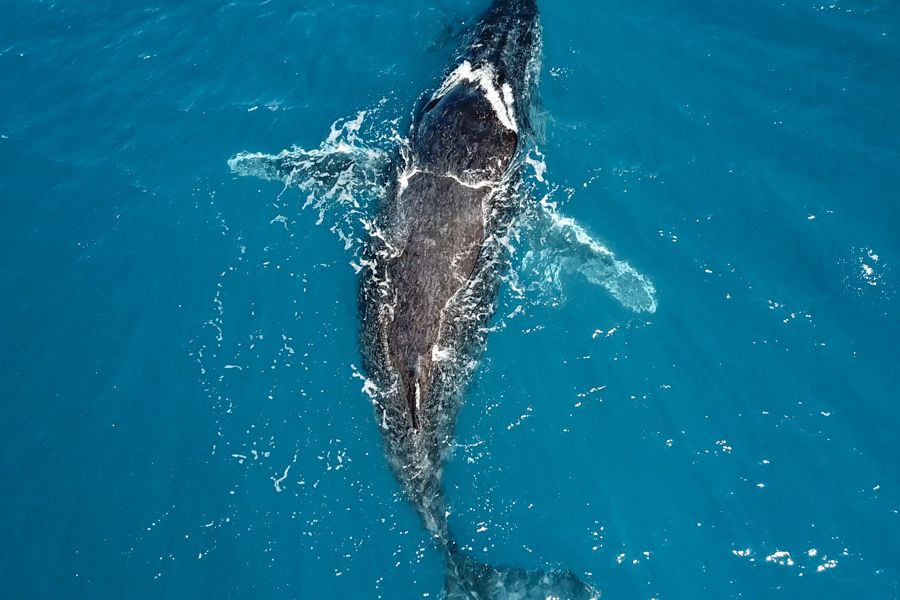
left=226, top=111, right=392, bottom=234
left=228, top=147, right=354, bottom=185
left=520, top=200, right=658, bottom=314
left=228, top=145, right=387, bottom=193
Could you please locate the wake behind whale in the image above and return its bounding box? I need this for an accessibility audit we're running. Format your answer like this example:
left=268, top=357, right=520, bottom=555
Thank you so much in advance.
left=229, top=1, right=655, bottom=597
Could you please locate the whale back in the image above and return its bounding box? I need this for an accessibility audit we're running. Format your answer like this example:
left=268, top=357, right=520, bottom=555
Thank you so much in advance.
left=413, top=83, right=517, bottom=182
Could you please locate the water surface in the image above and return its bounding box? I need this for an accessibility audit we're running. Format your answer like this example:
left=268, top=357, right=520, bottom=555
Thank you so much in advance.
left=1, top=0, right=898, bottom=598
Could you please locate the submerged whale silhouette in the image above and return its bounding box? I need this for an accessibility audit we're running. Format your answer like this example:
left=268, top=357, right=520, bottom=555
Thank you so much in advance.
left=229, top=0, right=658, bottom=596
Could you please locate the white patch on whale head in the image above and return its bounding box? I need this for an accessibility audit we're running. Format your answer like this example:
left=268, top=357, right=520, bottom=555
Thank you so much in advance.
left=435, top=61, right=518, bottom=133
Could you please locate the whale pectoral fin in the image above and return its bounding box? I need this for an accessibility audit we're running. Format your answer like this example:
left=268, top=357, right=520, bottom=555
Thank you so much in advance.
left=519, top=200, right=658, bottom=314
left=228, top=144, right=389, bottom=200
left=227, top=111, right=392, bottom=226
left=228, top=147, right=359, bottom=186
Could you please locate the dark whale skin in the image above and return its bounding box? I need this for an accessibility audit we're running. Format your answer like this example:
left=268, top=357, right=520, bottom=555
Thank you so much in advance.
left=358, top=2, right=540, bottom=523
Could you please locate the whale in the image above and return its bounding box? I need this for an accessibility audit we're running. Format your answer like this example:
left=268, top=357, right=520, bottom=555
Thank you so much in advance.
left=228, top=0, right=657, bottom=596
left=355, top=1, right=600, bottom=598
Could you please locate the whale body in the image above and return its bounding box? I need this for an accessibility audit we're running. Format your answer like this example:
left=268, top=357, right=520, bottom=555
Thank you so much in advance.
left=224, top=0, right=655, bottom=595
left=357, top=1, right=599, bottom=598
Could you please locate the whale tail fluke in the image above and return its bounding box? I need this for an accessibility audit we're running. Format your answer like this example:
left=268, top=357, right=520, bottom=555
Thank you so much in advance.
left=444, top=552, right=600, bottom=600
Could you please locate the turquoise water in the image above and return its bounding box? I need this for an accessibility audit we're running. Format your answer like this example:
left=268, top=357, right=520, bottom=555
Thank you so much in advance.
left=2, top=0, right=898, bottom=598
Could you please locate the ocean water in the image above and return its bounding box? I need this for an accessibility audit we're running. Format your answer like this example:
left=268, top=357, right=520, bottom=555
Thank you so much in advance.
left=1, top=0, right=898, bottom=598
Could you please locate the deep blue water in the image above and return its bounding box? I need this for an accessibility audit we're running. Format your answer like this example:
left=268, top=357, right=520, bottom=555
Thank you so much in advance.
left=2, top=0, right=898, bottom=598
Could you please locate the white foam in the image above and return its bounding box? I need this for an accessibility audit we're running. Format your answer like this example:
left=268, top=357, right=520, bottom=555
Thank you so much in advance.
left=326, top=110, right=366, bottom=145
left=765, top=550, right=794, bottom=566
left=817, top=559, right=838, bottom=572
left=431, top=344, right=454, bottom=363
left=271, top=464, right=290, bottom=493
left=525, top=150, right=547, bottom=183
left=397, top=166, right=420, bottom=195
left=442, top=170, right=500, bottom=190
left=351, top=365, right=379, bottom=400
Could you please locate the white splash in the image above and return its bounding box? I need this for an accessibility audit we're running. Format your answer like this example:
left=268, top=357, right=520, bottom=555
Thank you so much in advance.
left=271, top=464, right=290, bottom=493
left=524, top=150, right=547, bottom=183
left=765, top=550, right=794, bottom=566
left=431, top=344, right=454, bottom=363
